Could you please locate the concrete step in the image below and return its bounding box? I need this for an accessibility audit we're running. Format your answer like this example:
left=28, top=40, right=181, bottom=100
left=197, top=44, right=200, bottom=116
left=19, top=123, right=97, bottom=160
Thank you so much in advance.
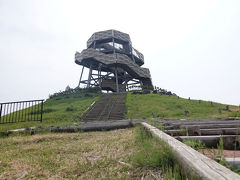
left=82, top=93, right=127, bottom=122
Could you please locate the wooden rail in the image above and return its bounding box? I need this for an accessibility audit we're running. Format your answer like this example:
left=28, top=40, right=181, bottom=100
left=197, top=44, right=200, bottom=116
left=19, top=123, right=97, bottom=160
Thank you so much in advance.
left=141, top=122, right=240, bottom=180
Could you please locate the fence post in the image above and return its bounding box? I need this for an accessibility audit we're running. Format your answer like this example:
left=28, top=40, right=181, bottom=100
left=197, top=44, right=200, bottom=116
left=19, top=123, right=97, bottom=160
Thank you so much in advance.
left=0, top=104, right=2, bottom=123
left=40, top=100, right=43, bottom=123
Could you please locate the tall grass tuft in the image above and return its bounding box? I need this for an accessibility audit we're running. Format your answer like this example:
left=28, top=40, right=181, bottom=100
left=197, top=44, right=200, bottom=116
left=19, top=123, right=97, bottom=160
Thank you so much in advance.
left=132, top=126, right=197, bottom=179
left=133, top=126, right=173, bottom=168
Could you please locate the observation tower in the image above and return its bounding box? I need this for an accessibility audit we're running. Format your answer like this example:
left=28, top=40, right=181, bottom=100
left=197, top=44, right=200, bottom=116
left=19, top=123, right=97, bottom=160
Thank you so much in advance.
left=75, top=29, right=153, bottom=92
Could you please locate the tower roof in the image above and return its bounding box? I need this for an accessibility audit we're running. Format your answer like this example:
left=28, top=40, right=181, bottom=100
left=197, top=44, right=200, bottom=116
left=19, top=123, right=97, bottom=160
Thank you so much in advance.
left=87, top=29, right=132, bottom=48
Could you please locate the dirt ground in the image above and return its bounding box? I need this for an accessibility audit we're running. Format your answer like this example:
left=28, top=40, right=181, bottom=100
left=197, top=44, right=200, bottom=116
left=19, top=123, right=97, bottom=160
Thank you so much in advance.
left=201, top=149, right=240, bottom=159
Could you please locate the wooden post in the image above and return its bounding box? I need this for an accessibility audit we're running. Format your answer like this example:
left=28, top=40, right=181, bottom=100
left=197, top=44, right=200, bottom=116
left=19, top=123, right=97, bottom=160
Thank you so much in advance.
left=141, top=122, right=240, bottom=179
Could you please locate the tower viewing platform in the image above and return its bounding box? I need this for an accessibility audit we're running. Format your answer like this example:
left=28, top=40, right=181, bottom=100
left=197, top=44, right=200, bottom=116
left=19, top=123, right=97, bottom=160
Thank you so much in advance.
left=75, top=29, right=153, bottom=92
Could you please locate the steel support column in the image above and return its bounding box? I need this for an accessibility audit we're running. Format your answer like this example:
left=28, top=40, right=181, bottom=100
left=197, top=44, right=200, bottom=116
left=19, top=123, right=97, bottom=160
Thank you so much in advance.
left=98, top=64, right=102, bottom=88
left=124, top=72, right=128, bottom=91
left=115, top=67, right=119, bottom=93
left=140, top=81, right=143, bottom=88
left=78, top=66, right=85, bottom=87
left=87, top=64, right=92, bottom=88
left=113, top=37, right=115, bottom=54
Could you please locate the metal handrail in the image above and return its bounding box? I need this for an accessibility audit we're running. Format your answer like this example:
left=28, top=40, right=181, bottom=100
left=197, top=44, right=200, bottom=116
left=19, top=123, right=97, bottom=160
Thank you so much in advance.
left=0, top=99, right=44, bottom=124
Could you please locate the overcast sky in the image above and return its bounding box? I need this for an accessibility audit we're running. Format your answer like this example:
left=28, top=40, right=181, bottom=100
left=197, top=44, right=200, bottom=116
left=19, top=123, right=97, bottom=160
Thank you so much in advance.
left=0, top=0, right=239, bottom=105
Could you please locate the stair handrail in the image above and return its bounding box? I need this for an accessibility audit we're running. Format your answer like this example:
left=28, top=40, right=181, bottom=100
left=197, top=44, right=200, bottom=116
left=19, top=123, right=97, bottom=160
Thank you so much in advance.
left=107, top=93, right=120, bottom=120
left=97, top=94, right=114, bottom=121
left=81, top=101, right=96, bottom=120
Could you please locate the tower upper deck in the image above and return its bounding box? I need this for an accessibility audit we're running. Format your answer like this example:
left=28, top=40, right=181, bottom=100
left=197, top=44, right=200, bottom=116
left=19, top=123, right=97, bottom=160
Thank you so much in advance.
left=86, top=29, right=144, bottom=66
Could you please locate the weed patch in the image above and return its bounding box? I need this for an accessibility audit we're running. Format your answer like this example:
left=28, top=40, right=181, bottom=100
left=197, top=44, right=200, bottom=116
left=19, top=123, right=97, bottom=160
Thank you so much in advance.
left=65, top=106, right=75, bottom=112
left=183, top=139, right=205, bottom=151
left=132, top=126, right=193, bottom=179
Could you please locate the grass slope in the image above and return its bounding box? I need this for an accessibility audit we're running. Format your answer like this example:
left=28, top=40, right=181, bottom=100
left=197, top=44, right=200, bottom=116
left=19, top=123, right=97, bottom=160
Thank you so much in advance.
left=0, top=128, right=168, bottom=179
left=0, top=126, right=196, bottom=179
left=0, top=92, right=100, bottom=132
left=126, top=93, right=240, bottom=119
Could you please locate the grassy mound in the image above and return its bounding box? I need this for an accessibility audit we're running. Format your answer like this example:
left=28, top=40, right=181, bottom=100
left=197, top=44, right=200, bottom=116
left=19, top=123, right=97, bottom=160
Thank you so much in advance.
left=126, top=93, right=239, bottom=119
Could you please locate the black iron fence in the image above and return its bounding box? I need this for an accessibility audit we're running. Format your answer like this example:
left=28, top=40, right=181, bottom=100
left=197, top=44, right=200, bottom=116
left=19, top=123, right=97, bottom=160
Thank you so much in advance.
left=0, top=100, right=44, bottom=124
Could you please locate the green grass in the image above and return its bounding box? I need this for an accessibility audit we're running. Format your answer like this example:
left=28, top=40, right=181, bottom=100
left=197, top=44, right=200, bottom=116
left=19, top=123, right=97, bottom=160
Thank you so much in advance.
left=0, top=92, right=101, bottom=133
left=126, top=93, right=240, bottom=119
left=0, top=127, right=187, bottom=179
left=132, top=126, right=174, bottom=168
left=184, top=137, right=240, bottom=175
left=0, top=129, right=138, bottom=179
left=132, top=126, right=198, bottom=179
left=183, top=139, right=205, bottom=152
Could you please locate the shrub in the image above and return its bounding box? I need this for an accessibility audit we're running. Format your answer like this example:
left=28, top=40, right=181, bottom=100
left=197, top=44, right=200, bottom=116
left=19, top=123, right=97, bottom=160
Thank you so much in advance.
left=66, top=106, right=75, bottom=112
left=43, top=108, right=55, bottom=113
left=231, top=111, right=240, bottom=117
left=49, top=87, right=101, bottom=99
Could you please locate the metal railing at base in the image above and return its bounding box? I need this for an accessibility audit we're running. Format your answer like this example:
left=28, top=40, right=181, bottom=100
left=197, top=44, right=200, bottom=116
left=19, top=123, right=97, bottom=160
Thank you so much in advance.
left=0, top=99, right=44, bottom=124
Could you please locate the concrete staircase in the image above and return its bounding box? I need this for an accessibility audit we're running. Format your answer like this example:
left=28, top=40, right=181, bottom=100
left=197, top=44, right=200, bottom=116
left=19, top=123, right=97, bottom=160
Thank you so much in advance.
left=82, top=93, right=127, bottom=122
